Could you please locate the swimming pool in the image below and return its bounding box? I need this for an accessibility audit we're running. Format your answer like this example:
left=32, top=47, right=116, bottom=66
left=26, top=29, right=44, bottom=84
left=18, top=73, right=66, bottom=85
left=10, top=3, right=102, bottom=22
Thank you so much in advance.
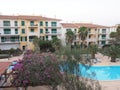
left=80, top=64, right=120, bottom=80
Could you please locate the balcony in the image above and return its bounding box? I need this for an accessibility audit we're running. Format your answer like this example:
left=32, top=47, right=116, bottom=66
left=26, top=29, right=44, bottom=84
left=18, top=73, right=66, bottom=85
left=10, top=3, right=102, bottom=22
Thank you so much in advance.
left=28, top=24, right=38, bottom=28
left=99, top=37, right=106, bottom=41
left=29, top=32, right=38, bottom=36
left=45, top=32, right=61, bottom=36
left=87, top=38, right=97, bottom=42
left=1, top=39, right=20, bottom=43
left=88, top=31, right=97, bottom=35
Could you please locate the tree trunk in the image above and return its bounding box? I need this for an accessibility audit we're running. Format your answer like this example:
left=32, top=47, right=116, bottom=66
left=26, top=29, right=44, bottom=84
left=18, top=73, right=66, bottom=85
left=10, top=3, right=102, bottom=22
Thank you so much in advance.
left=91, top=53, right=95, bottom=59
left=24, top=87, right=27, bottom=90
left=52, top=86, right=57, bottom=90
left=111, top=56, right=116, bottom=62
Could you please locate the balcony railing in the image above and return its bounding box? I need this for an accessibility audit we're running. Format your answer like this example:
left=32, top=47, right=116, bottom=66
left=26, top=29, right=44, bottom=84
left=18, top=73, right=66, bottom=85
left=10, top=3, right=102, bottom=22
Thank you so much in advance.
left=3, top=23, right=10, bottom=26
left=51, top=31, right=57, bottom=34
left=87, top=38, right=97, bottom=42
left=4, top=31, right=11, bottom=34
left=1, top=39, right=20, bottom=43
left=29, top=24, right=38, bottom=27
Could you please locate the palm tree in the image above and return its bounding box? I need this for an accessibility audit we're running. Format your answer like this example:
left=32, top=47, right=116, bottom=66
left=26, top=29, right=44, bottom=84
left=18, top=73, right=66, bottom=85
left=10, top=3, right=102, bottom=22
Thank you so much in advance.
left=110, top=32, right=117, bottom=38
left=52, top=37, right=61, bottom=52
left=102, top=45, right=120, bottom=62
left=65, top=29, right=75, bottom=47
left=88, top=44, right=98, bottom=59
left=33, top=37, right=40, bottom=52
left=78, top=26, right=88, bottom=48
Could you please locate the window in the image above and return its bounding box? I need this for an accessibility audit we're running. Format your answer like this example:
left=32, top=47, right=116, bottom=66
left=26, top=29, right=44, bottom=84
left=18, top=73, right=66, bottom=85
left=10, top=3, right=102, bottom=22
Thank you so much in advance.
left=11, top=37, right=16, bottom=42
left=11, top=36, right=19, bottom=42
left=40, top=29, right=43, bottom=34
left=102, top=29, right=106, bottom=33
left=102, top=35, right=106, bottom=39
left=30, top=21, right=34, bottom=26
left=21, top=21, right=25, bottom=26
left=46, top=29, right=49, bottom=33
left=51, top=22, right=57, bottom=27
left=29, top=36, right=35, bottom=42
left=74, top=29, right=77, bottom=33
left=40, top=36, right=45, bottom=40
left=88, top=29, right=91, bottom=33
left=31, top=29, right=34, bottom=32
left=46, top=36, right=48, bottom=40
left=1, top=37, right=5, bottom=42
left=15, top=29, right=18, bottom=34
left=21, top=37, right=27, bottom=41
left=3, top=21, right=10, bottom=26
left=22, top=29, right=25, bottom=34
left=51, top=29, right=57, bottom=33
left=45, top=22, right=48, bottom=27
left=4, top=29, right=11, bottom=34
left=14, top=21, right=18, bottom=26
left=101, top=41, right=106, bottom=45
left=52, top=35, right=57, bottom=39
left=40, top=21, right=43, bottom=26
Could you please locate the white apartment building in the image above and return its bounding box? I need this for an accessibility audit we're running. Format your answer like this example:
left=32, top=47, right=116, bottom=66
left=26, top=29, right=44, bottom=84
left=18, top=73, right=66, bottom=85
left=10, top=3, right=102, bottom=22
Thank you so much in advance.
left=61, top=23, right=79, bottom=46
left=0, top=20, right=20, bottom=50
left=0, top=15, right=62, bottom=50
left=61, top=23, right=116, bottom=47
left=0, top=15, right=118, bottom=50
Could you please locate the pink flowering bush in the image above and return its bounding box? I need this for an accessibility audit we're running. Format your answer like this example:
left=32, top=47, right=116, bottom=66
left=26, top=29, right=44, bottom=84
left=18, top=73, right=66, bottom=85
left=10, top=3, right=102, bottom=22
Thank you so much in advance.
left=11, top=51, right=62, bottom=88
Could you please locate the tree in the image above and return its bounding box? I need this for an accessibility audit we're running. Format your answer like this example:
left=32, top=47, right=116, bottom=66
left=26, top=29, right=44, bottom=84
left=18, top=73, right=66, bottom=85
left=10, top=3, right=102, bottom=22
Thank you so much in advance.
left=78, top=26, right=88, bottom=48
left=110, top=32, right=117, bottom=38
left=65, top=29, right=75, bottom=46
left=33, top=37, right=55, bottom=52
left=10, top=51, right=62, bottom=90
left=88, top=44, right=98, bottom=59
left=57, top=47, right=101, bottom=90
left=51, top=37, right=61, bottom=52
left=109, top=25, right=120, bottom=44
left=102, top=45, right=120, bottom=62
left=102, top=25, right=120, bottom=62
left=33, top=37, right=41, bottom=52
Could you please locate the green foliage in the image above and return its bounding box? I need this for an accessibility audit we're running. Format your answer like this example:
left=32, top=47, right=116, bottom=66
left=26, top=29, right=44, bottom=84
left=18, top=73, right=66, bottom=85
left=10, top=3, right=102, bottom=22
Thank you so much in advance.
left=88, top=44, right=98, bottom=59
left=110, top=32, right=117, bottom=38
left=51, top=37, right=61, bottom=52
left=33, top=37, right=61, bottom=53
left=110, top=25, right=120, bottom=44
left=39, top=40, right=55, bottom=52
left=33, top=37, right=40, bottom=52
left=9, top=48, right=15, bottom=54
left=66, top=29, right=75, bottom=45
left=11, top=52, right=62, bottom=89
left=0, top=48, right=22, bottom=58
left=101, top=44, right=120, bottom=62
left=57, top=47, right=101, bottom=90
left=78, top=26, right=88, bottom=48
left=103, top=25, right=120, bottom=62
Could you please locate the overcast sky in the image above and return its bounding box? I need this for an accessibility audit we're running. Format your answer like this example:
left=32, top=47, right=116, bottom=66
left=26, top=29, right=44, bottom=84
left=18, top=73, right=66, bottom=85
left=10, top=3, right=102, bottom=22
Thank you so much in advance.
left=0, top=0, right=120, bottom=26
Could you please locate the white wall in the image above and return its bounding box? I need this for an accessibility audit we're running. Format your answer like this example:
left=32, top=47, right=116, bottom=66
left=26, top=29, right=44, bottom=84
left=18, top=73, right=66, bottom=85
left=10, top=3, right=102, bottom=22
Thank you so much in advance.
left=0, top=44, right=20, bottom=50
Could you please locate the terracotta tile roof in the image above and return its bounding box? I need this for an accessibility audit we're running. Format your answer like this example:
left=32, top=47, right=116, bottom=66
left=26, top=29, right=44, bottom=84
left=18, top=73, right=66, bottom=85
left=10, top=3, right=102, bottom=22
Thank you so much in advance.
left=0, top=15, right=61, bottom=21
left=61, top=23, right=109, bottom=28
left=61, top=23, right=78, bottom=28
left=75, top=23, right=109, bottom=28
left=110, top=26, right=117, bottom=28
left=0, top=62, right=11, bottom=74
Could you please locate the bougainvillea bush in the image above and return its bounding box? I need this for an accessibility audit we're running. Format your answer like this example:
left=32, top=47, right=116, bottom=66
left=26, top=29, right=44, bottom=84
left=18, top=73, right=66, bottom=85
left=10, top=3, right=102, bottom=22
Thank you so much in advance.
left=11, top=51, right=62, bottom=88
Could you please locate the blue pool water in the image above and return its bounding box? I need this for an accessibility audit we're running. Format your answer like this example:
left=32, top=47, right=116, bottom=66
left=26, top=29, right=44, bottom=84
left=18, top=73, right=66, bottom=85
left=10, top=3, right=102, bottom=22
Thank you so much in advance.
left=80, top=64, right=120, bottom=80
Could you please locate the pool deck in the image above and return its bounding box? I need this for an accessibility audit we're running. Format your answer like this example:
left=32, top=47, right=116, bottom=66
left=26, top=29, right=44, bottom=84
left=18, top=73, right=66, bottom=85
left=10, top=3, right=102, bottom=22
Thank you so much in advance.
left=0, top=53, right=120, bottom=90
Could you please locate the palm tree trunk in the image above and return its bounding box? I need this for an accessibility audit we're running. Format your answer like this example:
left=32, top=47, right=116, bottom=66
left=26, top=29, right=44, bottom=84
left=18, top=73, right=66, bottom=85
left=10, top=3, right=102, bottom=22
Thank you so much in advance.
left=111, top=56, right=116, bottom=62
left=91, top=53, right=95, bottom=59
left=24, top=87, right=27, bottom=90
